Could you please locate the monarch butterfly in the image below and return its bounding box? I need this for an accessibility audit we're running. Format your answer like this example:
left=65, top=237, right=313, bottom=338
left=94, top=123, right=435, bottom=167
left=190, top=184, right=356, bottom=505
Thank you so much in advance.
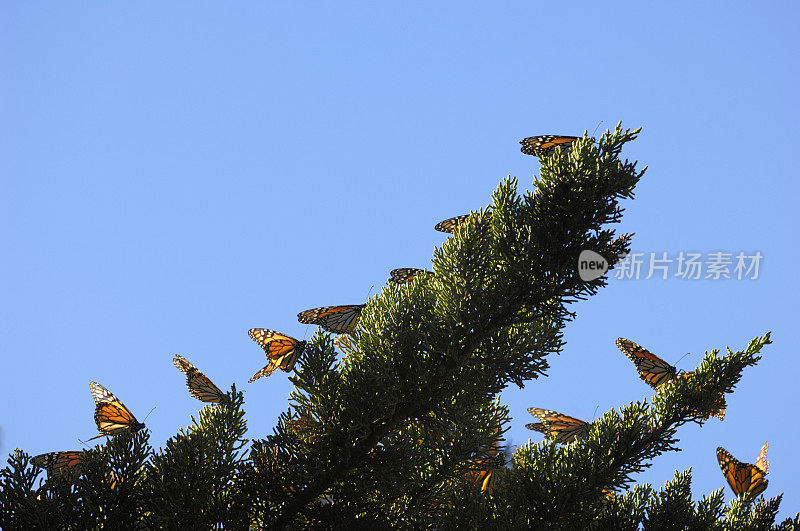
left=526, top=408, right=591, bottom=443
left=434, top=212, right=492, bottom=234
left=88, top=382, right=145, bottom=440
left=32, top=451, right=84, bottom=476
left=716, top=442, right=769, bottom=496
left=616, top=338, right=678, bottom=388
left=616, top=338, right=726, bottom=420
left=248, top=329, right=306, bottom=382
left=297, top=305, right=365, bottom=334
left=519, top=135, right=581, bottom=157
left=465, top=429, right=502, bottom=495
left=172, top=354, right=225, bottom=403
left=434, top=214, right=470, bottom=233
left=389, top=268, right=434, bottom=284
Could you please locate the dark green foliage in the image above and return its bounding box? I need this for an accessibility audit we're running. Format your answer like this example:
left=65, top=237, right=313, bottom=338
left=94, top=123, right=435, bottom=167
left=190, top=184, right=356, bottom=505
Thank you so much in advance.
left=142, top=386, right=249, bottom=529
left=1, top=124, right=796, bottom=528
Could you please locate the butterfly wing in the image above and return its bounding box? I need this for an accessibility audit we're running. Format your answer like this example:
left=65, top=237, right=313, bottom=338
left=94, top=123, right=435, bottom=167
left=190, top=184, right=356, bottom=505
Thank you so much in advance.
left=173, top=355, right=225, bottom=403
left=89, top=382, right=144, bottom=436
left=297, top=305, right=365, bottom=334
left=616, top=338, right=677, bottom=389
left=32, top=451, right=84, bottom=475
left=755, top=442, right=769, bottom=475
left=248, top=329, right=303, bottom=359
left=247, top=329, right=305, bottom=382
left=526, top=408, right=590, bottom=443
left=519, top=135, right=581, bottom=157
left=478, top=469, right=496, bottom=495
left=716, top=446, right=769, bottom=496
left=389, top=268, right=432, bottom=284
left=434, top=215, right=470, bottom=233
left=434, top=212, right=493, bottom=234
left=90, top=381, right=117, bottom=405
left=465, top=428, right=502, bottom=495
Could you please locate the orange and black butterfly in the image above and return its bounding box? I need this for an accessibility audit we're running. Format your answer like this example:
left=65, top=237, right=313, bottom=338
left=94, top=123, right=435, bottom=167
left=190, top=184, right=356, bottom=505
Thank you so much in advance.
left=389, top=268, right=433, bottom=284
left=32, top=451, right=84, bottom=476
left=435, top=215, right=470, bottom=233
left=616, top=338, right=725, bottom=420
left=88, top=382, right=145, bottom=440
left=173, top=354, right=225, bottom=403
left=465, top=429, right=503, bottom=495
left=434, top=212, right=492, bottom=234
left=616, top=338, right=679, bottom=389
left=716, top=442, right=769, bottom=496
left=248, top=329, right=306, bottom=382
left=297, top=305, right=365, bottom=334
left=519, top=135, right=581, bottom=157
left=526, top=408, right=591, bottom=443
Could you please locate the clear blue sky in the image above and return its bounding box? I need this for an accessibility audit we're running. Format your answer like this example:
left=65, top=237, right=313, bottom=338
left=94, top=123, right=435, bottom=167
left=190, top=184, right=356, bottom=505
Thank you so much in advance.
left=2, top=2, right=798, bottom=519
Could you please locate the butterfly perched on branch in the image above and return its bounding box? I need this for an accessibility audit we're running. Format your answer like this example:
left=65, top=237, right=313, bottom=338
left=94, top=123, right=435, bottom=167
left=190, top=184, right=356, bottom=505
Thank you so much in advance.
left=434, top=211, right=492, bottom=234
left=616, top=338, right=725, bottom=420
left=465, top=429, right=503, bottom=495
left=248, top=329, right=306, bottom=382
left=32, top=451, right=84, bottom=476
left=297, top=305, right=365, bottom=334
left=519, top=135, right=581, bottom=157
left=526, top=408, right=591, bottom=443
left=87, top=382, right=145, bottom=441
left=173, top=354, right=225, bottom=403
left=388, top=268, right=433, bottom=284
left=716, top=442, right=769, bottom=496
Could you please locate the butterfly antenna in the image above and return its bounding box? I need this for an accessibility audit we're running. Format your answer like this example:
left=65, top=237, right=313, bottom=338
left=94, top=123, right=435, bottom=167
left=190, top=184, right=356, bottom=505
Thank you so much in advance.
left=78, top=433, right=106, bottom=446
left=673, top=352, right=692, bottom=368
left=142, top=406, right=156, bottom=423
left=592, top=405, right=600, bottom=422
left=366, top=285, right=375, bottom=299
left=591, top=120, right=604, bottom=138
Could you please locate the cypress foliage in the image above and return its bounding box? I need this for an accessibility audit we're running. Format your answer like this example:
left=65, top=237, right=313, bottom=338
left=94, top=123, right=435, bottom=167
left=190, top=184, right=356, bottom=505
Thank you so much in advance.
left=0, top=124, right=796, bottom=529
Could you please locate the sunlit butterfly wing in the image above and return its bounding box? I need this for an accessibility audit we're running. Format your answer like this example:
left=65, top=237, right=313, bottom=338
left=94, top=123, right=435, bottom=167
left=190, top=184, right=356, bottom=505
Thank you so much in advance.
left=172, top=354, right=225, bottom=403
left=716, top=446, right=769, bottom=496
left=526, top=408, right=590, bottom=443
left=32, top=451, right=84, bottom=475
left=247, top=329, right=306, bottom=382
left=755, top=442, right=769, bottom=475
left=616, top=338, right=677, bottom=389
left=520, top=135, right=581, bottom=157
left=89, top=382, right=144, bottom=439
left=297, top=305, right=365, bottom=334
left=389, top=268, right=433, bottom=284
